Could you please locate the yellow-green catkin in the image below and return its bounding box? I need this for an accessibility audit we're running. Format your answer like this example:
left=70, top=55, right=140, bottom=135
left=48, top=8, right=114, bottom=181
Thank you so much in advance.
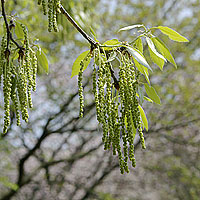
left=132, top=70, right=146, bottom=149
left=30, top=48, right=37, bottom=91
left=97, top=54, right=108, bottom=149
left=118, top=54, right=137, bottom=168
left=42, top=0, right=47, bottom=15
left=97, top=56, right=105, bottom=124
left=92, top=63, right=101, bottom=121
left=118, top=59, right=128, bottom=166
left=93, top=52, right=110, bottom=150
left=0, top=36, right=7, bottom=86
left=111, top=98, right=117, bottom=155
left=3, top=60, right=12, bottom=133
left=93, top=49, right=146, bottom=173
left=105, top=64, right=113, bottom=149
left=12, top=92, right=21, bottom=126
left=17, top=60, right=29, bottom=123
left=55, top=0, right=61, bottom=13
left=21, top=25, right=33, bottom=109
left=48, top=0, right=53, bottom=32
left=111, top=98, right=124, bottom=173
left=139, top=126, right=146, bottom=149
left=120, top=109, right=129, bottom=173
left=52, top=0, right=59, bottom=32
left=38, top=0, right=42, bottom=5
left=27, top=84, right=33, bottom=108
left=21, top=25, right=31, bottom=83
left=78, top=61, right=84, bottom=118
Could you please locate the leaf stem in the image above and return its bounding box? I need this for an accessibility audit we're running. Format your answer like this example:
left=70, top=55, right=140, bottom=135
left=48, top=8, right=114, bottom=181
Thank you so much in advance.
left=129, top=34, right=145, bottom=45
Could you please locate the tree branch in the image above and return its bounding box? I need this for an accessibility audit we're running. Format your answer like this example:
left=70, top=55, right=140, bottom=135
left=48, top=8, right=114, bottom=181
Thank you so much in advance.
left=60, top=5, right=98, bottom=49
left=1, top=0, right=23, bottom=55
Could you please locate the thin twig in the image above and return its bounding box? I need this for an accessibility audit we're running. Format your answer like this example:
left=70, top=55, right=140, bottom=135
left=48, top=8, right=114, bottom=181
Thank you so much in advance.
left=60, top=4, right=121, bottom=86
left=109, top=65, right=120, bottom=90
left=1, top=0, right=22, bottom=50
left=60, top=5, right=98, bottom=49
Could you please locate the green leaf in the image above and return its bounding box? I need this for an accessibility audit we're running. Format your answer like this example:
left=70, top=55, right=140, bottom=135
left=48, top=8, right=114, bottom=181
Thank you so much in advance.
left=149, top=47, right=165, bottom=70
left=134, top=38, right=143, bottom=53
left=71, top=50, right=91, bottom=78
left=118, top=24, right=144, bottom=32
left=102, top=39, right=121, bottom=50
left=144, top=83, right=161, bottom=105
left=15, top=21, right=24, bottom=39
left=144, top=96, right=153, bottom=103
left=90, top=27, right=99, bottom=42
left=36, top=50, right=49, bottom=74
left=138, top=104, right=148, bottom=131
left=12, top=49, right=19, bottom=60
left=136, top=94, right=153, bottom=103
left=137, top=86, right=144, bottom=105
left=153, top=26, right=189, bottom=42
left=0, top=176, right=18, bottom=191
left=146, top=37, right=166, bottom=70
left=103, top=39, right=120, bottom=46
left=133, top=58, right=150, bottom=84
left=90, top=26, right=96, bottom=37
left=152, top=37, right=177, bottom=68
left=126, top=46, right=152, bottom=71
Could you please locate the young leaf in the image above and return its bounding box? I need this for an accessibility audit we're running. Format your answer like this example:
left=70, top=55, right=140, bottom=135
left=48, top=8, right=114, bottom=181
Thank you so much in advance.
left=36, top=50, right=49, bottom=74
left=118, top=24, right=144, bottom=32
left=15, top=21, right=24, bottom=39
left=12, top=49, right=19, bottom=60
left=126, top=46, right=152, bottom=71
left=71, top=50, right=91, bottom=78
left=149, top=47, right=165, bottom=70
left=134, top=38, right=143, bottom=53
left=90, top=27, right=99, bottom=42
left=90, top=26, right=96, bottom=37
left=136, top=94, right=153, bottom=103
left=138, top=104, right=148, bottom=131
left=144, top=96, right=153, bottom=103
left=134, top=58, right=150, bottom=84
left=102, top=39, right=121, bottom=50
left=152, top=37, right=177, bottom=68
left=144, top=83, right=161, bottom=105
left=153, top=26, right=189, bottom=42
left=146, top=37, right=166, bottom=70
left=146, top=37, right=166, bottom=61
left=137, top=86, right=144, bottom=105
left=103, top=39, right=120, bottom=46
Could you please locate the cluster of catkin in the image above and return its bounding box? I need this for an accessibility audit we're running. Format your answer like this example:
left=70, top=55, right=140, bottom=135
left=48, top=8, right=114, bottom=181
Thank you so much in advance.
left=0, top=25, right=37, bottom=133
left=38, top=0, right=61, bottom=32
left=78, top=48, right=145, bottom=173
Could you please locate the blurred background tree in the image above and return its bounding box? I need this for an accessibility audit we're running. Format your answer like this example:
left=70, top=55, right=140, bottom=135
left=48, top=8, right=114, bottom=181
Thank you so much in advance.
left=0, top=0, right=199, bottom=199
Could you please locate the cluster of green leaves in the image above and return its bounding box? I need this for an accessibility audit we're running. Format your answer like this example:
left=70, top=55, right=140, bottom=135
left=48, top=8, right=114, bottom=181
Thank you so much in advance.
left=72, top=24, right=188, bottom=172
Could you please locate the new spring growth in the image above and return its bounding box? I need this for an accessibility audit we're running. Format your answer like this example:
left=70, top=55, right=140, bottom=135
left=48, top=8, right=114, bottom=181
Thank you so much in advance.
left=39, top=0, right=61, bottom=32
left=76, top=46, right=146, bottom=173
left=0, top=22, right=38, bottom=133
